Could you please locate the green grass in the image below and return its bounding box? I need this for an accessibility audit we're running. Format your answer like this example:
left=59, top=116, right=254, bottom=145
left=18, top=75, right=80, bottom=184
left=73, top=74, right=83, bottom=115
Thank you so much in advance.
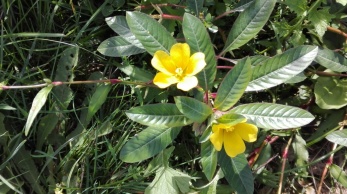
left=1, top=0, right=347, bottom=193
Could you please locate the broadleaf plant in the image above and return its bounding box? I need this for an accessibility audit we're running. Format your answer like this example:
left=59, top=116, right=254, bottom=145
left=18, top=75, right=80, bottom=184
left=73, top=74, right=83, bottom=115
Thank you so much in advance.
left=6, top=0, right=347, bottom=193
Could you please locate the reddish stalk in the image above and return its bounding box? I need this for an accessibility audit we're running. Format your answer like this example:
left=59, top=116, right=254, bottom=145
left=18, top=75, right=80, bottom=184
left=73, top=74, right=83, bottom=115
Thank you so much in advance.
left=217, top=66, right=234, bottom=69
left=248, top=135, right=279, bottom=167
left=0, top=79, right=157, bottom=90
left=327, top=26, right=347, bottom=39
left=214, top=10, right=236, bottom=21
left=135, top=3, right=186, bottom=11
left=313, top=70, right=347, bottom=77
left=152, top=14, right=183, bottom=21
left=317, top=113, right=347, bottom=194
left=278, top=133, right=294, bottom=194
left=215, top=56, right=238, bottom=64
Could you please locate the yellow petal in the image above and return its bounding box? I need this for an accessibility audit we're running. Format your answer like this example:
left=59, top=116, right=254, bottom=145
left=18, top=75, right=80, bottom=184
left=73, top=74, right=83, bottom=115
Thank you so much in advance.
left=234, top=123, right=258, bottom=142
left=185, top=52, right=206, bottom=76
left=170, top=43, right=190, bottom=69
left=151, top=50, right=176, bottom=75
left=224, top=131, right=245, bottom=157
left=177, top=76, right=198, bottom=91
left=153, top=72, right=179, bottom=88
left=210, top=127, right=223, bottom=151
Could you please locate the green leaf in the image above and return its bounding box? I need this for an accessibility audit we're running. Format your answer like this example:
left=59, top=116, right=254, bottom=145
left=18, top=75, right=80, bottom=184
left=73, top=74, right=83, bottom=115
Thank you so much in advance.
left=307, top=109, right=345, bottom=145
left=25, top=85, right=53, bottom=136
left=145, top=167, right=192, bottom=194
left=231, top=103, right=315, bottom=129
left=36, top=114, right=59, bottom=149
left=315, top=48, right=347, bottom=72
left=67, top=75, right=112, bottom=140
left=145, top=147, right=175, bottom=174
left=221, top=0, right=276, bottom=54
left=246, top=46, right=318, bottom=91
left=216, top=113, right=246, bottom=125
left=126, top=11, right=176, bottom=55
left=214, top=57, right=252, bottom=111
left=218, top=151, right=254, bottom=194
left=326, top=129, right=347, bottom=147
left=201, top=141, right=217, bottom=180
left=330, top=164, right=347, bottom=187
left=86, top=84, right=112, bottom=122
left=314, top=76, right=347, bottom=109
left=97, top=36, right=145, bottom=57
left=283, top=0, right=307, bottom=16
left=120, top=127, right=181, bottom=163
left=105, top=16, right=144, bottom=48
left=186, top=0, right=204, bottom=16
left=174, top=96, right=212, bottom=123
left=11, top=141, right=45, bottom=194
left=292, top=134, right=308, bottom=172
left=126, top=104, right=193, bottom=128
left=308, top=7, right=334, bottom=37
left=53, top=47, right=78, bottom=110
left=182, top=13, right=217, bottom=90
left=0, top=104, right=16, bottom=110
left=115, top=62, right=153, bottom=82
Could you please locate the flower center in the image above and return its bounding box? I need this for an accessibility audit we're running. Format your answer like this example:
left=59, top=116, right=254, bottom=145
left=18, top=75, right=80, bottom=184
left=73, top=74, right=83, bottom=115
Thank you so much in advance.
left=175, top=67, right=184, bottom=80
left=223, top=126, right=235, bottom=133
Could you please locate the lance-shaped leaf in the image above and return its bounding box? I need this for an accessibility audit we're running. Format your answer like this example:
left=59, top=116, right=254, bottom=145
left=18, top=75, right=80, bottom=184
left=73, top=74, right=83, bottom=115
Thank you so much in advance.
left=174, top=96, right=212, bottom=123
left=126, top=104, right=193, bottom=128
left=326, top=129, right=347, bottom=147
left=216, top=113, right=246, bottom=125
left=246, top=46, right=318, bottom=91
left=201, top=141, right=217, bottom=181
left=215, top=57, right=252, bottom=111
left=330, top=164, right=347, bottom=187
left=231, top=103, right=314, bottom=129
left=186, top=0, right=203, bottom=16
left=126, top=11, right=176, bottom=55
left=182, top=13, right=217, bottom=90
left=106, top=16, right=144, bottom=49
left=221, top=0, right=276, bottom=54
left=97, top=36, right=145, bottom=57
left=218, top=151, right=254, bottom=194
left=25, top=85, right=53, bottom=136
left=120, top=127, right=181, bottom=163
left=315, top=48, right=347, bottom=72
left=314, top=76, right=347, bottom=109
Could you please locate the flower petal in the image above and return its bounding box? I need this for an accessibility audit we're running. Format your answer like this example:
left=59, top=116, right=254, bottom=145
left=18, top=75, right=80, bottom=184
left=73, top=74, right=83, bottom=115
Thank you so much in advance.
left=170, top=43, right=190, bottom=69
left=177, top=76, right=198, bottom=91
left=153, top=72, right=179, bottom=88
left=185, top=52, right=206, bottom=76
left=224, top=131, right=245, bottom=157
left=151, top=50, right=176, bottom=75
left=210, top=127, right=223, bottom=151
left=234, top=123, right=258, bottom=142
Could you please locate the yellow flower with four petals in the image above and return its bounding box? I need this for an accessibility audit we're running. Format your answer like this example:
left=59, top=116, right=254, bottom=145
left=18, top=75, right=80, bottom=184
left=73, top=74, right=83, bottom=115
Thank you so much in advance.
left=151, top=43, right=206, bottom=91
left=210, top=120, right=258, bottom=157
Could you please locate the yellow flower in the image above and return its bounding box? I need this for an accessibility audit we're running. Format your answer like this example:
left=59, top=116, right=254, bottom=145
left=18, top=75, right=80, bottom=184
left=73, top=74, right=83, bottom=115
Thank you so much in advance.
left=210, top=121, right=258, bottom=157
left=151, top=43, right=206, bottom=91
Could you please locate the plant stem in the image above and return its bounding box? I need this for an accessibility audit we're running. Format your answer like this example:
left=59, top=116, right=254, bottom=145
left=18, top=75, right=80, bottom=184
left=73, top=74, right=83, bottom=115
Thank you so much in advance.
left=216, top=66, right=234, bottom=69
left=215, top=56, right=238, bottom=64
left=214, top=10, right=236, bottom=21
left=310, top=70, right=347, bottom=77
left=135, top=3, right=186, bottom=11
left=317, top=112, right=347, bottom=194
left=278, top=133, right=294, bottom=194
left=0, top=79, right=156, bottom=90
left=327, top=26, right=347, bottom=39
left=249, top=136, right=279, bottom=167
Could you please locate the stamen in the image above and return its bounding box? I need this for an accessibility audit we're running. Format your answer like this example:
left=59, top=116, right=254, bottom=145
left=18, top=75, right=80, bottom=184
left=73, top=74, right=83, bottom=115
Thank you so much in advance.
left=175, top=67, right=183, bottom=76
